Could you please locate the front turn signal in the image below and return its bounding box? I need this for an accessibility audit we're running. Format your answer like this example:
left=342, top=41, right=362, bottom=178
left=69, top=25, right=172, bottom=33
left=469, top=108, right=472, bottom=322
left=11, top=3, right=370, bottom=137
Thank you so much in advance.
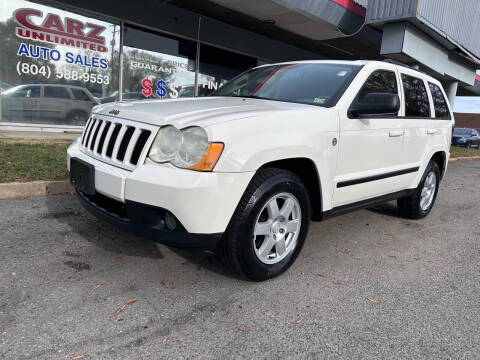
left=188, top=143, right=224, bottom=171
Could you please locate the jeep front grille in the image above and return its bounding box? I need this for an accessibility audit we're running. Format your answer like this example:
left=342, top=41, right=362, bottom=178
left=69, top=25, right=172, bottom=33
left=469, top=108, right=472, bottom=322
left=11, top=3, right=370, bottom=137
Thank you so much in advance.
left=80, top=116, right=157, bottom=170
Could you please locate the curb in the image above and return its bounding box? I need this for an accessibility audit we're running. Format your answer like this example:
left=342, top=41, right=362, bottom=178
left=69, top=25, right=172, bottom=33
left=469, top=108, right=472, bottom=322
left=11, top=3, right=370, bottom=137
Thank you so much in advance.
left=0, top=180, right=73, bottom=200
left=449, top=156, right=480, bottom=162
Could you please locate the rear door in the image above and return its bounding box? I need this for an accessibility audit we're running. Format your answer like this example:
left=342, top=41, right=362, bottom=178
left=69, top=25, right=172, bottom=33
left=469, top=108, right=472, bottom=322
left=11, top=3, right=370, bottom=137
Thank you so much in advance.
left=398, top=71, right=452, bottom=189
left=333, top=65, right=406, bottom=207
left=40, top=86, right=73, bottom=122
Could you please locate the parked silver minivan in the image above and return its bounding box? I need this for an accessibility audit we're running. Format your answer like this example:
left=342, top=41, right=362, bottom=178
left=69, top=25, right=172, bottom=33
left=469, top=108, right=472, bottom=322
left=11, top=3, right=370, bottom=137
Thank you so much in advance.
left=1, top=84, right=99, bottom=125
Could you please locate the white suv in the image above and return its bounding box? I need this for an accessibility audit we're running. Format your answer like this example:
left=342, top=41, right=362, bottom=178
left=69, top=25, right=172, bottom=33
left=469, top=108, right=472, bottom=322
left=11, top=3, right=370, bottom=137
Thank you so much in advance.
left=67, top=60, right=453, bottom=281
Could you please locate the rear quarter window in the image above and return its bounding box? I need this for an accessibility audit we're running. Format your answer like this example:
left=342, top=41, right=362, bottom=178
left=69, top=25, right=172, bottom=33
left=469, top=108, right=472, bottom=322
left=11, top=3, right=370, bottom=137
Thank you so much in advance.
left=428, top=83, right=451, bottom=119
left=71, top=89, right=91, bottom=101
left=44, top=86, right=71, bottom=99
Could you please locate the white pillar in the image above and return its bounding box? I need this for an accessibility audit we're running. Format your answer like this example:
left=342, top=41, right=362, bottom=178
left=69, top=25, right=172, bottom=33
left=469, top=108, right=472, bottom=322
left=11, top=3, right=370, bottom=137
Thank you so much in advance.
left=445, top=81, right=458, bottom=107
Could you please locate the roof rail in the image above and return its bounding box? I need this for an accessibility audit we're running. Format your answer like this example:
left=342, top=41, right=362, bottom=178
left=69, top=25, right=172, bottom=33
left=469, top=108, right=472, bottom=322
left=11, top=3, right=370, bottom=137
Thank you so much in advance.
left=382, top=59, right=424, bottom=73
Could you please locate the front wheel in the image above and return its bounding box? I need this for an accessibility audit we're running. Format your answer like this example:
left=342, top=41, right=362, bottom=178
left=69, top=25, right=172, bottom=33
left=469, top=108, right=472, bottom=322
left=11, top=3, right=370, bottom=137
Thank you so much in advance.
left=397, top=160, right=440, bottom=219
left=221, top=168, right=311, bottom=281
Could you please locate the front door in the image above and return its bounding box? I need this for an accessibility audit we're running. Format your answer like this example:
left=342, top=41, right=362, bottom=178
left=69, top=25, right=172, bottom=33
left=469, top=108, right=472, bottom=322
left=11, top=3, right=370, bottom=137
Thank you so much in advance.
left=333, top=68, right=406, bottom=207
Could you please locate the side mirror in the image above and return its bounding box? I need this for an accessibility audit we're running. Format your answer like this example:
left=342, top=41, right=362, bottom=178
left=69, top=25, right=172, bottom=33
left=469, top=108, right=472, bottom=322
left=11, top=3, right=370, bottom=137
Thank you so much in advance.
left=349, top=93, right=400, bottom=118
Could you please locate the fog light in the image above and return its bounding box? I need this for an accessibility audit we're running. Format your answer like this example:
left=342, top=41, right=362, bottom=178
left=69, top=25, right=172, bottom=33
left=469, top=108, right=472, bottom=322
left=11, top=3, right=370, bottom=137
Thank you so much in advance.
left=165, top=212, right=177, bottom=230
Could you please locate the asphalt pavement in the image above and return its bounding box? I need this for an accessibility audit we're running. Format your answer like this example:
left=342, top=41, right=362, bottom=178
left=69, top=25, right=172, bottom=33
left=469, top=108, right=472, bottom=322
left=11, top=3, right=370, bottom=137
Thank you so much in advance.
left=1, top=161, right=479, bottom=359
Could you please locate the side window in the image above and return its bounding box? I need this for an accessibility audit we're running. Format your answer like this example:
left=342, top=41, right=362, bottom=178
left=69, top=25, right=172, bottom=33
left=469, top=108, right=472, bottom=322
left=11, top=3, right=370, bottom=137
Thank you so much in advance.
left=26, top=86, right=41, bottom=98
left=10, top=86, right=40, bottom=98
left=71, top=89, right=91, bottom=101
left=357, top=70, right=398, bottom=101
left=401, top=74, right=431, bottom=118
left=44, top=86, right=71, bottom=99
left=428, top=83, right=451, bottom=119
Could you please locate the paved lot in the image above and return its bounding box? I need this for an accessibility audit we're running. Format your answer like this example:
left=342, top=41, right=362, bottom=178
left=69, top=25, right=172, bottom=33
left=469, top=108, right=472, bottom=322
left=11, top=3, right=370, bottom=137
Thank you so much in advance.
left=1, top=161, right=479, bottom=359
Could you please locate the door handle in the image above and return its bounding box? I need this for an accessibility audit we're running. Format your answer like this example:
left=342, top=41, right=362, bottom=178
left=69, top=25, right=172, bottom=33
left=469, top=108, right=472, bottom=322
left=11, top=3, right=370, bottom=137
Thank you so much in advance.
left=389, top=130, right=405, bottom=137
left=427, top=129, right=439, bottom=135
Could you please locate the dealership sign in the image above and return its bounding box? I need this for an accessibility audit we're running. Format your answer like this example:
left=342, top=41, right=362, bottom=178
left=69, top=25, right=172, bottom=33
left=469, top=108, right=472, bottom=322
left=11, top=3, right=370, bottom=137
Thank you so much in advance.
left=14, top=8, right=107, bottom=52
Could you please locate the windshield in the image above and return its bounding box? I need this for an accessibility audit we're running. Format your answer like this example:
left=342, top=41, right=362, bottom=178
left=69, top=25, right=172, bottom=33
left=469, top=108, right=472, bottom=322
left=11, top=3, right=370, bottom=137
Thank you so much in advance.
left=454, top=128, right=472, bottom=136
left=212, top=63, right=361, bottom=107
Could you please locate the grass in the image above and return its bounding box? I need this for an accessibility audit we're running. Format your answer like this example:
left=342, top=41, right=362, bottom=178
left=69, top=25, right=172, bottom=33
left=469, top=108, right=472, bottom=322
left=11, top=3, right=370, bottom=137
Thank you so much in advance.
left=0, top=139, right=70, bottom=183
left=0, top=139, right=478, bottom=184
left=450, top=145, right=480, bottom=158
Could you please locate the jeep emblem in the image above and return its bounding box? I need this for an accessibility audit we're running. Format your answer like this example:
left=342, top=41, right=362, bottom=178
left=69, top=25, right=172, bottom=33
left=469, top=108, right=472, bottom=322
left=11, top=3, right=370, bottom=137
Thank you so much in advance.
left=109, top=109, right=120, bottom=115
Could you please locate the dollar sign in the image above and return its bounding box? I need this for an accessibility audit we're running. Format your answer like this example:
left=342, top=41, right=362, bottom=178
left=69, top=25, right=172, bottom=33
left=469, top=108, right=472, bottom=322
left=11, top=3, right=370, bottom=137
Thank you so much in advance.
left=156, top=79, right=167, bottom=98
left=141, top=77, right=152, bottom=97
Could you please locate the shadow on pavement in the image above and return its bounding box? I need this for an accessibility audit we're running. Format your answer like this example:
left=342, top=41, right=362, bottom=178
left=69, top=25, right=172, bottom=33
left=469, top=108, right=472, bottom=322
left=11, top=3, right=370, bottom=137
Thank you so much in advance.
left=44, top=193, right=240, bottom=279
left=367, top=202, right=402, bottom=218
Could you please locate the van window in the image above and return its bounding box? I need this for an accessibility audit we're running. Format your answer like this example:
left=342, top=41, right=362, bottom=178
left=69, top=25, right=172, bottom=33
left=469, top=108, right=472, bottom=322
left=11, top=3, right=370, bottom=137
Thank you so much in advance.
left=401, top=74, right=430, bottom=118
left=71, top=89, right=91, bottom=101
left=44, top=86, right=71, bottom=99
left=428, top=83, right=451, bottom=119
left=9, top=86, right=40, bottom=98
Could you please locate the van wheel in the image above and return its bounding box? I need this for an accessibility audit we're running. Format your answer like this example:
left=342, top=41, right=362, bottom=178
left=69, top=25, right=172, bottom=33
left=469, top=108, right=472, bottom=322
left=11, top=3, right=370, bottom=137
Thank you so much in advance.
left=221, top=168, right=310, bottom=281
left=398, top=160, right=440, bottom=219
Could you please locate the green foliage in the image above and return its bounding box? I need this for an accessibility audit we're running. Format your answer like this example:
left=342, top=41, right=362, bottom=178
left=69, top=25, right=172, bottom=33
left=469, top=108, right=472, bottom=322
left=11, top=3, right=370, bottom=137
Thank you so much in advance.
left=450, top=146, right=480, bottom=158
left=0, top=140, right=69, bottom=183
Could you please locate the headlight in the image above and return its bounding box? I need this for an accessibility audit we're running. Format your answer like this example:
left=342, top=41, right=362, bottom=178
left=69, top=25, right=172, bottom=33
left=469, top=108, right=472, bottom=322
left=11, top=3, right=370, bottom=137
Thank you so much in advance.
left=171, top=126, right=209, bottom=168
left=148, top=125, right=182, bottom=163
left=148, top=125, right=224, bottom=171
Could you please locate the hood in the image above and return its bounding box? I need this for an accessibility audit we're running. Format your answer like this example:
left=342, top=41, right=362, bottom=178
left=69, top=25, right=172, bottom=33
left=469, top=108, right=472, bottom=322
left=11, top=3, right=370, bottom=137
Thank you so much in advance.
left=92, top=97, right=321, bottom=128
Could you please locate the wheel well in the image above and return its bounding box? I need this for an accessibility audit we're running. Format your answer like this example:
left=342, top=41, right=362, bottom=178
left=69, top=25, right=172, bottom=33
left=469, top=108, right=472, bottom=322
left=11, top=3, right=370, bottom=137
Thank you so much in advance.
left=431, top=151, right=446, bottom=179
left=259, top=158, right=322, bottom=221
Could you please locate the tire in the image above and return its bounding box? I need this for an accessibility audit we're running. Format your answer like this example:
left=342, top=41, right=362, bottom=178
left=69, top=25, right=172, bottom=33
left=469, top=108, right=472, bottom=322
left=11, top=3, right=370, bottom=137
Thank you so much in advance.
left=221, top=168, right=311, bottom=281
left=397, top=160, right=440, bottom=220
left=66, top=110, right=89, bottom=125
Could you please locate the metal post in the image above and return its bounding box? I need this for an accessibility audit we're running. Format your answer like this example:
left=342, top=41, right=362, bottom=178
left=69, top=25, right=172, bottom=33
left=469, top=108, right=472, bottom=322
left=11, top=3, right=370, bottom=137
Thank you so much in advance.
left=445, top=81, right=458, bottom=107
left=194, top=17, right=202, bottom=97
left=118, top=21, right=125, bottom=101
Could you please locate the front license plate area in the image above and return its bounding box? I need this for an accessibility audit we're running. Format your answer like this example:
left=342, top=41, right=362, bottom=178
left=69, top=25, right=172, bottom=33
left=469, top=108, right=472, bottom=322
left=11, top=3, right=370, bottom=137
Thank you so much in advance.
left=70, top=157, right=95, bottom=195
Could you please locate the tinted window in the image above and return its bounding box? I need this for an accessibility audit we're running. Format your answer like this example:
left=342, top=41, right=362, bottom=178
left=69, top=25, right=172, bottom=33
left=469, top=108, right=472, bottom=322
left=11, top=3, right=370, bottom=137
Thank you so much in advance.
left=44, top=86, right=71, bottom=99
left=454, top=128, right=472, bottom=136
left=9, top=86, right=40, bottom=98
left=428, top=83, right=450, bottom=119
left=214, top=64, right=361, bottom=107
left=357, top=70, right=398, bottom=100
left=71, top=89, right=91, bottom=101
left=401, top=74, right=430, bottom=117
left=27, top=86, right=41, bottom=98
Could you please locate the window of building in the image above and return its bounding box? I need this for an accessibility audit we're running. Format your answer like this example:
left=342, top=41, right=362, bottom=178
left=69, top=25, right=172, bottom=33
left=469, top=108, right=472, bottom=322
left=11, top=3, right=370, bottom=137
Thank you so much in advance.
left=0, top=0, right=120, bottom=125
left=428, top=83, right=451, bottom=119
left=401, top=74, right=431, bottom=117
left=357, top=70, right=398, bottom=101
left=122, top=25, right=197, bottom=101
left=44, top=86, right=70, bottom=99
left=196, top=43, right=257, bottom=97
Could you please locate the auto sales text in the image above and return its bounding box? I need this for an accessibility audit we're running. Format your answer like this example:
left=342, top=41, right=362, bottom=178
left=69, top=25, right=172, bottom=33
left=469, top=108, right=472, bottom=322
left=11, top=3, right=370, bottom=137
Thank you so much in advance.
left=17, top=43, right=108, bottom=69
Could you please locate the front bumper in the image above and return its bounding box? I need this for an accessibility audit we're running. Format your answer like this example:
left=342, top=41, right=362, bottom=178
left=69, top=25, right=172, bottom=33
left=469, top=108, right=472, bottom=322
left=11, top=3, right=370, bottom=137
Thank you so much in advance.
left=67, top=140, right=255, bottom=246
left=75, top=188, right=222, bottom=249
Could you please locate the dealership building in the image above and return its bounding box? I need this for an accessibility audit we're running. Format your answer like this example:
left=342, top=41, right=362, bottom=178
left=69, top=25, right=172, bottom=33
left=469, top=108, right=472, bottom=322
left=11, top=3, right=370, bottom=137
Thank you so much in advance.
left=1, top=0, right=479, bottom=131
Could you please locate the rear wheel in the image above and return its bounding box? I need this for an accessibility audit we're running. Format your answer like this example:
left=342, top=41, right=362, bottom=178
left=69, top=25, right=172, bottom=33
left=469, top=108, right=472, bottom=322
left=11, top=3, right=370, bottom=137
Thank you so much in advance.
left=221, top=168, right=310, bottom=281
left=398, top=160, right=440, bottom=219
